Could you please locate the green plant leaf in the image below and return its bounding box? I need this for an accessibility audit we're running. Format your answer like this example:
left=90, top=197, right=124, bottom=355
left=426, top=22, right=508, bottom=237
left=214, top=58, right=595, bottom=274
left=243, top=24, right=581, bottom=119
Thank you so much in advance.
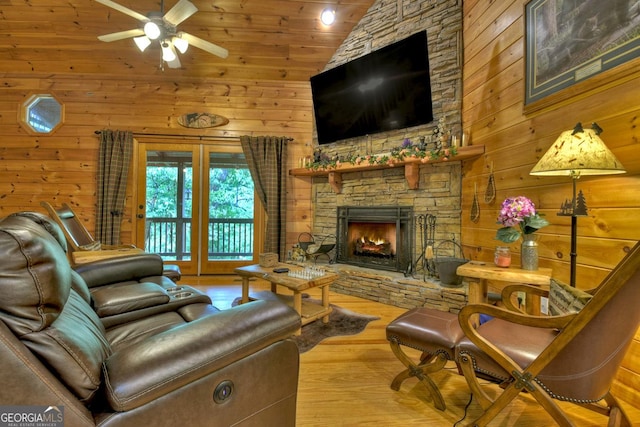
left=495, top=227, right=521, bottom=243
left=524, top=215, right=550, bottom=233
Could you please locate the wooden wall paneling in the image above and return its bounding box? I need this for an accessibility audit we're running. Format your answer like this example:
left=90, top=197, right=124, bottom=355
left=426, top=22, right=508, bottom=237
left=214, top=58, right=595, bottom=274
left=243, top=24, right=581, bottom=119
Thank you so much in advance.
left=0, top=75, right=315, bottom=252
left=463, top=0, right=640, bottom=408
left=463, top=1, right=521, bottom=70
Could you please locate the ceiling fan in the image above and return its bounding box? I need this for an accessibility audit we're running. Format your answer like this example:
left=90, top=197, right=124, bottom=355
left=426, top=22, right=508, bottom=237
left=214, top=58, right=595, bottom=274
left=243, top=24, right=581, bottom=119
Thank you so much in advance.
left=96, top=0, right=228, bottom=69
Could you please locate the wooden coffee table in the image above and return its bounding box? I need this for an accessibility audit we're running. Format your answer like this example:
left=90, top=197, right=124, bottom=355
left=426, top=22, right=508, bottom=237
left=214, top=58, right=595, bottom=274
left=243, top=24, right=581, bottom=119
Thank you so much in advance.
left=234, top=263, right=338, bottom=334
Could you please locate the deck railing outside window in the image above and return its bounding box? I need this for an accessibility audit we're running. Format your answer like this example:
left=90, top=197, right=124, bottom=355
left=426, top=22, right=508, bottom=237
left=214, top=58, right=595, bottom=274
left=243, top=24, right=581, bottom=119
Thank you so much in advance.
left=145, top=217, right=253, bottom=261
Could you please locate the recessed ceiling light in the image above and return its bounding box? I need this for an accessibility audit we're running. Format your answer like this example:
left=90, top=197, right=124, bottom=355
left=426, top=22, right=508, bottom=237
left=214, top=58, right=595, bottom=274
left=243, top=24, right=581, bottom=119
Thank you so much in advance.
left=321, top=8, right=336, bottom=26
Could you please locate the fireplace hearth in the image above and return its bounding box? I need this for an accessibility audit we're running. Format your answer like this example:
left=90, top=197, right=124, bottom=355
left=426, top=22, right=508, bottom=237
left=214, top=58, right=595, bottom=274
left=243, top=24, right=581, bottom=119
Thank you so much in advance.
left=336, top=206, right=413, bottom=272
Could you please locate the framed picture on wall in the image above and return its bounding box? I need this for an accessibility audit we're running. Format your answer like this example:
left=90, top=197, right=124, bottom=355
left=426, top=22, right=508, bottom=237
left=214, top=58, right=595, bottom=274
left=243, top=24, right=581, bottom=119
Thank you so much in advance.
left=524, top=0, right=640, bottom=114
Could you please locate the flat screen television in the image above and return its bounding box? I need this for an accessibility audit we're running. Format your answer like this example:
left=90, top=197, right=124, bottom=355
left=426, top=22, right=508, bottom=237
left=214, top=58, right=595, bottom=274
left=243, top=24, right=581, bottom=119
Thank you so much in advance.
left=310, top=31, right=433, bottom=145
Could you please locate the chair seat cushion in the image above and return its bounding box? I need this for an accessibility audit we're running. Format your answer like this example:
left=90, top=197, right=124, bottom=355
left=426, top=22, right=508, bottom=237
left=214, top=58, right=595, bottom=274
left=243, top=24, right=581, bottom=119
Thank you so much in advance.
left=456, top=318, right=558, bottom=381
left=386, top=307, right=463, bottom=358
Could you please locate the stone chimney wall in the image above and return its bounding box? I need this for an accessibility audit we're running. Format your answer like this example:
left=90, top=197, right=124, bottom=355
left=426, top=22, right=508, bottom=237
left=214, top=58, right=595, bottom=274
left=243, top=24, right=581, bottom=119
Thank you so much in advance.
left=308, top=0, right=464, bottom=310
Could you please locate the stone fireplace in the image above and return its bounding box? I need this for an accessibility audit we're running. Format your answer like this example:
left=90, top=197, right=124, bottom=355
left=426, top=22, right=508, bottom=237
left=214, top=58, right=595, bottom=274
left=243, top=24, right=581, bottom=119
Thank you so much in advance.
left=306, top=160, right=464, bottom=309
left=336, top=206, right=412, bottom=273
left=300, top=0, right=464, bottom=311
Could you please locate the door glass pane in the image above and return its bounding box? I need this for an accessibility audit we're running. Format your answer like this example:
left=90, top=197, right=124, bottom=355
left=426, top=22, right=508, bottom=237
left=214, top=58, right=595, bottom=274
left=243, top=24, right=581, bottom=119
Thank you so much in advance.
left=145, top=150, right=192, bottom=261
left=209, top=152, right=254, bottom=261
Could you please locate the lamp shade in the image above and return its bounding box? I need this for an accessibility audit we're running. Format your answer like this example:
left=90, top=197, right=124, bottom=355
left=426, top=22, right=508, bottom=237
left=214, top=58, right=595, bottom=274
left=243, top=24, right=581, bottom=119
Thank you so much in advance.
left=173, top=35, right=189, bottom=54
left=143, top=21, right=162, bottom=40
left=134, top=36, right=152, bottom=52
left=530, top=125, right=626, bottom=177
left=161, top=41, right=177, bottom=62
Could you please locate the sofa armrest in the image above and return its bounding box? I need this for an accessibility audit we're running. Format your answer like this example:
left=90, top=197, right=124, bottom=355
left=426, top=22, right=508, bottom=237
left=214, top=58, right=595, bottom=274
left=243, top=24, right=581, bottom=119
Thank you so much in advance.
left=74, top=253, right=164, bottom=288
left=103, top=300, right=301, bottom=411
left=91, top=282, right=170, bottom=317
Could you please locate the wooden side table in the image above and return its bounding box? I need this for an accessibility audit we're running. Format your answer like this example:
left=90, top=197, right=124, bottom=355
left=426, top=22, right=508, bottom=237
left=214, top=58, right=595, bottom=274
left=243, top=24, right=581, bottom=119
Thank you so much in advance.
left=457, top=262, right=552, bottom=325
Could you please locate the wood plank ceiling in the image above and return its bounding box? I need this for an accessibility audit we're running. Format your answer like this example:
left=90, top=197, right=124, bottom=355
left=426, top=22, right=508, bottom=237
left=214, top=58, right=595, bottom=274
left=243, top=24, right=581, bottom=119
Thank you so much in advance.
left=1, top=0, right=376, bottom=81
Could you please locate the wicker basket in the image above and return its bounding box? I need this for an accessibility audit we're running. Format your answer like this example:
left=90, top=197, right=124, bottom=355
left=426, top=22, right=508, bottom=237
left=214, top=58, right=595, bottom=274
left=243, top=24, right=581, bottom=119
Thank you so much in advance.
left=259, top=252, right=279, bottom=267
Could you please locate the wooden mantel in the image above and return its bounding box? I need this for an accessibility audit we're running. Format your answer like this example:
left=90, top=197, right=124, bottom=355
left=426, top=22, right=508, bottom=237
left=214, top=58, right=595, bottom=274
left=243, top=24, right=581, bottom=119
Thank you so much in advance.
left=289, top=145, right=485, bottom=193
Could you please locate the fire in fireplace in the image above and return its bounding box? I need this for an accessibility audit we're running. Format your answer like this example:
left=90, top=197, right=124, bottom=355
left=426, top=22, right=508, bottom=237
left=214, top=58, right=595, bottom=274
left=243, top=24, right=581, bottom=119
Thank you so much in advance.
left=351, top=223, right=395, bottom=257
left=336, top=206, right=413, bottom=272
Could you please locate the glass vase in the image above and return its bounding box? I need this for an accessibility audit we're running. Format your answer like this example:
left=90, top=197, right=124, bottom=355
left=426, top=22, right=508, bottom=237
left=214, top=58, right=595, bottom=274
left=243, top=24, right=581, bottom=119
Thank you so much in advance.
left=521, top=234, right=538, bottom=270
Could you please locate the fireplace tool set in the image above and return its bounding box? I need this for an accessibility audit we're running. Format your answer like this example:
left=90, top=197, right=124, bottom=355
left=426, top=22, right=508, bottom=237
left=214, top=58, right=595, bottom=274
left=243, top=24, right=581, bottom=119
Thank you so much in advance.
left=406, top=213, right=437, bottom=280
left=406, top=215, right=468, bottom=285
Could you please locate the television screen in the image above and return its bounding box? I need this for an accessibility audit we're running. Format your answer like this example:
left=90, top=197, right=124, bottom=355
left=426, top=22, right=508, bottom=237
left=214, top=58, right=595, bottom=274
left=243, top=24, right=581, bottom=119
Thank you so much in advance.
left=310, top=31, right=433, bottom=145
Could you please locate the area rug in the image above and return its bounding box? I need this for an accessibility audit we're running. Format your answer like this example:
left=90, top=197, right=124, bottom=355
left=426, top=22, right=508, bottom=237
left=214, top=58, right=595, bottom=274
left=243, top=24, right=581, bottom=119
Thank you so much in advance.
left=232, top=296, right=380, bottom=353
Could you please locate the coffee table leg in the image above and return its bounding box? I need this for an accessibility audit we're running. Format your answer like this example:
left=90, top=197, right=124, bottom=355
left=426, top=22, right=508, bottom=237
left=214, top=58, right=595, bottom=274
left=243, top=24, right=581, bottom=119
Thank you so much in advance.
left=293, top=291, right=303, bottom=335
left=293, top=291, right=302, bottom=315
left=241, top=277, right=249, bottom=304
left=321, top=285, right=330, bottom=324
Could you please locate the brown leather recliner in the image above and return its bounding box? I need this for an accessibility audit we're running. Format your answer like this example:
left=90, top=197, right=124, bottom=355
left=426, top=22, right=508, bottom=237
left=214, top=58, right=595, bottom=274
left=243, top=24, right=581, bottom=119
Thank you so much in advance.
left=0, top=212, right=302, bottom=427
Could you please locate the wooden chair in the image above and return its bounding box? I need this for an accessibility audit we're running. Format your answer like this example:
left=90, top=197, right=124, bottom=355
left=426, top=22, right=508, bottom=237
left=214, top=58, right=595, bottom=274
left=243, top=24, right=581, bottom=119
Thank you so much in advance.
left=456, top=241, right=640, bottom=426
left=40, top=201, right=143, bottom=264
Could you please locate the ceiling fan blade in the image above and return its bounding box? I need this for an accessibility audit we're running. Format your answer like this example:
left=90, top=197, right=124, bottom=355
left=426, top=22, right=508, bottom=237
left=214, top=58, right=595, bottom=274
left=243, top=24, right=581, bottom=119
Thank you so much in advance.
left=98, top=28, right=145, bottom=42
left=163, top=0, right=198, bottom=27
left=95, top=0, right=149, bottom=22
left=181, top=32, right=229, bottom=59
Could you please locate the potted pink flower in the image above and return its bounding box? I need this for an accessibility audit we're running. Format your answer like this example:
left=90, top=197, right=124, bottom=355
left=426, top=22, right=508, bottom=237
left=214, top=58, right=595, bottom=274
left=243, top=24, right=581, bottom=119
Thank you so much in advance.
left=496, top=196, right=549, bottom=243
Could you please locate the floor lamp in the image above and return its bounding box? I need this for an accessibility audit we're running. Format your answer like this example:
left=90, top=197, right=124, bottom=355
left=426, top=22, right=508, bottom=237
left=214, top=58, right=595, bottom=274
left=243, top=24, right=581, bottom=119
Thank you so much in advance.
left=530, top=123, right=626, bottom=287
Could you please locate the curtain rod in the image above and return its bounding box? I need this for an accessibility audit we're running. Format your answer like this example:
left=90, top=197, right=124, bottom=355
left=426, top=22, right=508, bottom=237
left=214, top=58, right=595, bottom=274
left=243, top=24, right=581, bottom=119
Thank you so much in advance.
left=94, top=130, right=240, bottom=141
left=94, top=131, right=294, bottom=142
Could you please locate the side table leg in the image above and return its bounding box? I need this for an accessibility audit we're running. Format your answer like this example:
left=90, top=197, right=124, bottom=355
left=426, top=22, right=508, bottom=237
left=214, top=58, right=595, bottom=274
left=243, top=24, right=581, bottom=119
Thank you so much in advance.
left=466, top=277, right=487, bottom=328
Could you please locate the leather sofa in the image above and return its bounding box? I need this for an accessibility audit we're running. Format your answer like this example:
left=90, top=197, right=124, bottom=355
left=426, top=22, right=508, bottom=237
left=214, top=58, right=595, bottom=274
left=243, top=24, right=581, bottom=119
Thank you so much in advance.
left=0, top=212, right=302, bottom=427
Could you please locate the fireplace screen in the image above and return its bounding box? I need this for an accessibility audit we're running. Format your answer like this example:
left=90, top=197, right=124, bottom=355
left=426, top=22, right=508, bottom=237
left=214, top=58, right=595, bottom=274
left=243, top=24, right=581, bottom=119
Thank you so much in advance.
left=337, top=206, right=412, bottom=272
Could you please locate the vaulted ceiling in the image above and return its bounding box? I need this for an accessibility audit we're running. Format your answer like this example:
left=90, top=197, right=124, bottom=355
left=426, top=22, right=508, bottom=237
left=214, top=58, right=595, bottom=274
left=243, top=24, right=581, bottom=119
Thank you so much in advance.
left=1, top=0, right=375, bottom=82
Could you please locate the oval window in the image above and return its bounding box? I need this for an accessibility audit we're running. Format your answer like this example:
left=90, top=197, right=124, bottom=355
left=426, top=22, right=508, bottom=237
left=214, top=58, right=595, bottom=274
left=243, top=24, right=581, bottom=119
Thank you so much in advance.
left=20, top=93, right=64, bottom=134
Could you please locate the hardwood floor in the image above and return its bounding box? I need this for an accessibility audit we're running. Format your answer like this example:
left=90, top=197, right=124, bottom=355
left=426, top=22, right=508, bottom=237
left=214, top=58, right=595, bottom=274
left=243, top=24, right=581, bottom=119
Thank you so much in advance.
left=187, top=275, right=640, bottom=426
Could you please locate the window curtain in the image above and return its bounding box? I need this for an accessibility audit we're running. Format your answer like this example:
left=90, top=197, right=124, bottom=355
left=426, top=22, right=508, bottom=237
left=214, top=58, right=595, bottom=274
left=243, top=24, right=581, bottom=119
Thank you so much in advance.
left=240, top=135, right=289, bottom=261
left=96, top=129, right=133, bottom=245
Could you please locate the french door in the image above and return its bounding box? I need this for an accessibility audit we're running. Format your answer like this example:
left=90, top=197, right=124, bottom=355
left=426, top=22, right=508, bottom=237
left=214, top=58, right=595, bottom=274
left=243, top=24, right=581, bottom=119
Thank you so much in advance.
left=134, top=140, right=264, bottom=275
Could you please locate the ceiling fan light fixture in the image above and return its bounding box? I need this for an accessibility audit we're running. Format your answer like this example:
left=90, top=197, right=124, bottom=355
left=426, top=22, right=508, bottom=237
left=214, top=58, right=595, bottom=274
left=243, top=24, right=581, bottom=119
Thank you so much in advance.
left=133, top=35, right=151, bottom=52
left=143, top=21, right=162, bottom=40
left=173, top=35, right=189, bottom=54
left=161, top=40, right=177, bottom=62
left=321, top=8, right=336, bottom=26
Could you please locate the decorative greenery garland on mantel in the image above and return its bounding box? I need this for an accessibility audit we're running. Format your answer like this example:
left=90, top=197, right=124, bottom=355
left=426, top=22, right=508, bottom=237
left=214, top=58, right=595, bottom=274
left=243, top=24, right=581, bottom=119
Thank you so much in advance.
left=306, top=118, right=459, bottom=170
left=307, top=137, right=459, bottom=170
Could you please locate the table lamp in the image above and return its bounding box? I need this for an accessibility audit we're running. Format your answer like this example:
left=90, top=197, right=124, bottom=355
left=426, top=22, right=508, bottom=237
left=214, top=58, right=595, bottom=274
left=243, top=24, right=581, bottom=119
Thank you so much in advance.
left=530, top=122, right=626, bottom=287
